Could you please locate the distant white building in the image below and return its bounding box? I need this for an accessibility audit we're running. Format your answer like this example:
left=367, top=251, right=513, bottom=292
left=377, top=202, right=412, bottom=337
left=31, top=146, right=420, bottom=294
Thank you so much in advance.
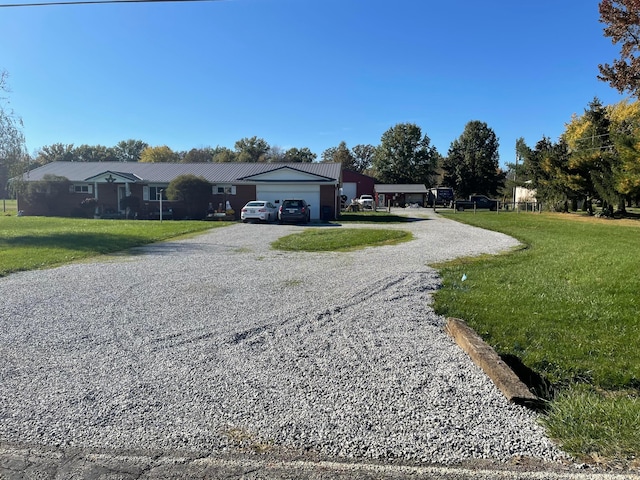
left=515, top=182, right=537, bottom=203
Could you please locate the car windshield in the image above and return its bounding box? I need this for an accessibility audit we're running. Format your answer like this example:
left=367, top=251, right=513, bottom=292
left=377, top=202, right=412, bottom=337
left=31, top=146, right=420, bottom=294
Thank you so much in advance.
left=246, top=202, right=265, bottom=207
left=284, top=201, right=302, bottom=208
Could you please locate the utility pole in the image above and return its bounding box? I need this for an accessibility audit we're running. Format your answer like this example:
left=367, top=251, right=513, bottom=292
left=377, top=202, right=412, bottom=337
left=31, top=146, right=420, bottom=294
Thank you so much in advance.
left=513, top=149, right=519, bottom=209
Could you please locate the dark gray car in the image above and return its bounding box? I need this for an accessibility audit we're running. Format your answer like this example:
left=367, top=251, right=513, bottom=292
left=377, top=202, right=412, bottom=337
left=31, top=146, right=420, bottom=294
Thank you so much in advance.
left=278, top=199, right=311, bottom=224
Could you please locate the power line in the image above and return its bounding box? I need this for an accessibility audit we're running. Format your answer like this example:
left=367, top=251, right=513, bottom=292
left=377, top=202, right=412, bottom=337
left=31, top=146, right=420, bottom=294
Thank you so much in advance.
left=0, top=0, right=224, bottom=7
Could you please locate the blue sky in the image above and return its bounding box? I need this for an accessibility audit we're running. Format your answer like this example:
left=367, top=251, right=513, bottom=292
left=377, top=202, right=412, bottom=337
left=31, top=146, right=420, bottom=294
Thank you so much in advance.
left=0, top=0, right=630, bottom=167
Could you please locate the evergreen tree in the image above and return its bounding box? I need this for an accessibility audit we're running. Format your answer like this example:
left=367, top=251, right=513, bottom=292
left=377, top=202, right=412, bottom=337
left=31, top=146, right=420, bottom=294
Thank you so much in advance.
left=442, top=121, right=503, bottom=197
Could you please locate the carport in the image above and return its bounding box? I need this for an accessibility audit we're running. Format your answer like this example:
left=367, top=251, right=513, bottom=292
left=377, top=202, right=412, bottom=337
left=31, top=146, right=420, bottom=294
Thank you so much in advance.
left=374, top=184, right=428, bottom=208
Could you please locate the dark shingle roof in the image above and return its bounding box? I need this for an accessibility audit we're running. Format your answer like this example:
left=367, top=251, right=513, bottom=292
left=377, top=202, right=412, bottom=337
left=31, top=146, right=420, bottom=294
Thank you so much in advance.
left=20, top=162, right=342, bottom=184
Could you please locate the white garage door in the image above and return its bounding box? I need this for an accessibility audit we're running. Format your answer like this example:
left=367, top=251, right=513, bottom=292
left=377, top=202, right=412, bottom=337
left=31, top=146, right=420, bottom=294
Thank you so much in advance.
left=256, top=184, right=321, bottom=220
left=342, top=182, right=357, bottom=202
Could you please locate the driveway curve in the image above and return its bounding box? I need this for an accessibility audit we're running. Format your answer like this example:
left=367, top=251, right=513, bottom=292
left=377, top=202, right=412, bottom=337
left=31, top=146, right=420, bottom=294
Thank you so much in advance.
left=0, top=209, right=567, bottom=470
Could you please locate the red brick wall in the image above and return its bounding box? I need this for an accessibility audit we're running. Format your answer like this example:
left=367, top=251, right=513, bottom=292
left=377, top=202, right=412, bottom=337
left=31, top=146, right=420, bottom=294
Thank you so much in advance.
left=18, top=182, right=341, bottom=221
left=320, top=185, right=338, bottom=220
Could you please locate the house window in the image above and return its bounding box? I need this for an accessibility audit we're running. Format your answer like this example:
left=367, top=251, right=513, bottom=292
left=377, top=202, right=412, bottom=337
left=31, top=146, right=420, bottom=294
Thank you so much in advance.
left=71, top=184, right=93, bottom=194
left=149, top=186, right=168, bottom=201
left=213, top=185, right=236, bottom=195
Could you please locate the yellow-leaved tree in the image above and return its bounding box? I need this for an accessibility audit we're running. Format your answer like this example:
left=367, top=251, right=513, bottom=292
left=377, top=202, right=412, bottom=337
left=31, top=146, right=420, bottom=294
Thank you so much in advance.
left=139, top=145, right=179, bottom=163
left=607, top=99, right=640, bottom=202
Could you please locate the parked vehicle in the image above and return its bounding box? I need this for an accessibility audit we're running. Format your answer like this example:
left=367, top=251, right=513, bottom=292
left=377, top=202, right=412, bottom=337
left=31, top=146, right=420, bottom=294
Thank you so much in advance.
left=357, top=194, right=374, bottom=209
left=454, top=195, right=500, bottom=211
left=428, top=187, right=454, bottom=207
left=241, top=200, right=278, bottom=223
left=278, top=199, right=311, bottom=224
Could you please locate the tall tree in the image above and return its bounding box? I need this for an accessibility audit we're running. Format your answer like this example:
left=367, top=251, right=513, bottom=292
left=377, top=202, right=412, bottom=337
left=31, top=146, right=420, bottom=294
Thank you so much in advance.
left=373, top=123, right=440, bottom=185
left=607, top=98, right=640, bottom=202
left=321, top=141, right=355, bottom=168
left=283, top=147, right=316, bottom=163
left=74, top=144, right=117, bottom=162
left=234, top=136, right=270, bottom=163
left=0, top=70, right=26, bottom=199
left=320, top=146, right=337, bottom=163
left=522, top=136, right=573, bottom=211
left=351, top=144, right=376, bottom=173
left=267, top=145, right=285, bottom=163
left=211, top=146, right=237, bottom=163
left=139, top=145, right=179, bottom=163
left=442, top=121, right=504, bottom=197
left=114, top=139, right=148, bottom=162
left=501, top=137, right=530, bottom=201
left=564, top=97, right=623, bottom=212
left=35, top=143, right=76, bottom=165
left=182, top=147, right=214, bottom=163
left=598, top=0, right=640, bottom=96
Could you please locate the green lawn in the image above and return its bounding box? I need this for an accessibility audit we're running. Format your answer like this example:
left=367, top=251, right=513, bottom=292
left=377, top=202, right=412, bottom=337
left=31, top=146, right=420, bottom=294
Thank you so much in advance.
left=435, top=211, right=640, bottom=464
left=0, top=216, right=230, bottom=277
left=272, top=227, right=412, bottom=251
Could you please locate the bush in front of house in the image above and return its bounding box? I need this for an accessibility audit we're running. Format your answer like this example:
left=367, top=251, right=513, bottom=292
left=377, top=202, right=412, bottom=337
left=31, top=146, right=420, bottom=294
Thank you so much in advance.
left=79, top=197, right=98, bottom=218
left=166, top=174, right=211, bottom=219
left=14, top=174, right=71, bottom=216
left=120, top=195, right=141, bottom=219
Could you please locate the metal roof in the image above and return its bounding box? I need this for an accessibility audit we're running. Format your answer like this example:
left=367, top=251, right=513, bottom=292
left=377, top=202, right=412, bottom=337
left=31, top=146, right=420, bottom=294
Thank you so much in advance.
left=19, top=162, right=342, bottom=184
left=374, top=184, right=428, bottom=194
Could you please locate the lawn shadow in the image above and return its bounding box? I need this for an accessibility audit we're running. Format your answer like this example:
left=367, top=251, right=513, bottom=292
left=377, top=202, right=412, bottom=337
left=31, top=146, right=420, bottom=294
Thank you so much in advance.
left=1, top=232, right=211, bottom=257
left=336, top=213, right=430, bottom=223
left=1, top=232, right=149, bottom=253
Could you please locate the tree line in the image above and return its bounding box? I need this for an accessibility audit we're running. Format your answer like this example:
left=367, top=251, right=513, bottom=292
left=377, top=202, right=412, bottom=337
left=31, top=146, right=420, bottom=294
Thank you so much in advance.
left=29, top=137, right=318, bottom=166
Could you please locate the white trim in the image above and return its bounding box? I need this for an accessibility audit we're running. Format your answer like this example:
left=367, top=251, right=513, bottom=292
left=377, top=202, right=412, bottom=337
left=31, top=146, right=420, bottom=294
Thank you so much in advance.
left=71, top=184, right=93, bottom=194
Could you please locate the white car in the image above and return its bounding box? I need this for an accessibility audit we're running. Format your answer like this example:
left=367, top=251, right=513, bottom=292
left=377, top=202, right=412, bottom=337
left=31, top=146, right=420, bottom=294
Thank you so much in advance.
left=357, top=194, right=374, bottom=209
left=241, top=201, right=279, bottom=223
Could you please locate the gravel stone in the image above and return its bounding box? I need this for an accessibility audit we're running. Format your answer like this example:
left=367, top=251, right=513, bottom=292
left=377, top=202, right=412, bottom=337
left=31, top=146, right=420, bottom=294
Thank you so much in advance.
left=0, top=209, right=567, bottom=464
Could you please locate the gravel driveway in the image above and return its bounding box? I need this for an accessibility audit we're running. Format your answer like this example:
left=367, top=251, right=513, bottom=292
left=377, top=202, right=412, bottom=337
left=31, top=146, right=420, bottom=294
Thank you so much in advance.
left=0, top=209, right=566, bottom=465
